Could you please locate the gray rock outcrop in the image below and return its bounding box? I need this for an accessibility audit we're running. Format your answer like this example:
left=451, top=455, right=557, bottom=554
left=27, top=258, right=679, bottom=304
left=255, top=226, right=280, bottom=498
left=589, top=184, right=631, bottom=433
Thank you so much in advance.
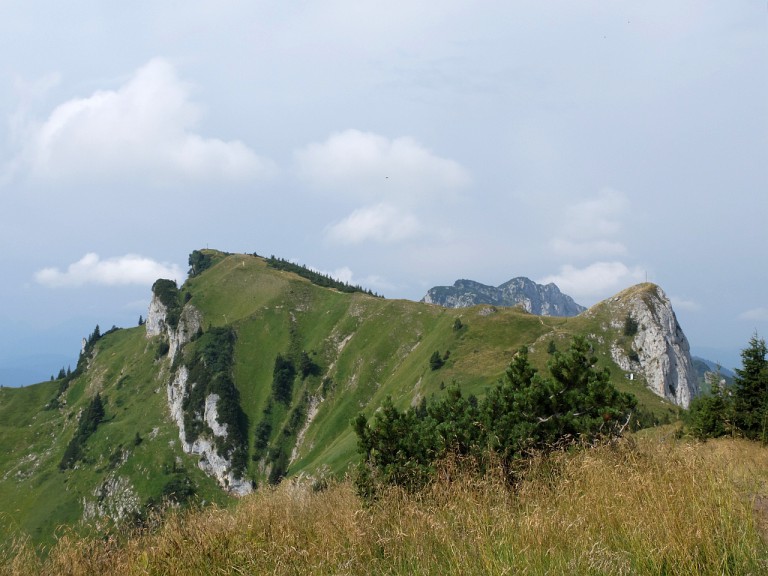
left=144, top=295, right=167, bottom=337
left=167, top=368, right=252, bottom=495
left=148, top=291, right=252, bottom=496
left=422, top=278, right=586, bottom=316
left=82, top=474, right=141, bottom=525
left=598, top=284, right=699, bottom=408
left=145, top=291, right=201, bottom=362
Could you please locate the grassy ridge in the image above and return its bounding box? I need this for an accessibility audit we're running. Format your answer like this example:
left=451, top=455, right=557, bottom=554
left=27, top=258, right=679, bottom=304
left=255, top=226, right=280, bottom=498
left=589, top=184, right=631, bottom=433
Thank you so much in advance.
left=0, top=252, right=684, bottom=548
left=183, top=253, right=574, bottom=481
left=3, top=436, right=767, bottom=575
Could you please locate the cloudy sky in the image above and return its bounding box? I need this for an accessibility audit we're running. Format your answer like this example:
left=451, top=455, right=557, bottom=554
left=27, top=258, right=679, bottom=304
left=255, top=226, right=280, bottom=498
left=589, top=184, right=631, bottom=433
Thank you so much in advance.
left=1, top=1, right=765, bottom=384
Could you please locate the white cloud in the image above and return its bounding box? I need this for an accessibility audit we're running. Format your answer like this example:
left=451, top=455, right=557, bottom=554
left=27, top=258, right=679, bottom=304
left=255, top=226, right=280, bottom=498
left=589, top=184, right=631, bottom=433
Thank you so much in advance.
left=326, top=203, right=422, bottom=245
left=35, top=253, right=183, bottom=287
left=550, top=189, right=631, bottom=260
left=331, top=266, right=354, bottom=285
left=295, top=129, right=470, bottom=202
left=545, top=191, right=641, bottom=303
left=12, top=72, right=62, bottom=102
left=549, top=238, right=627, bottom=258
left=739, top=308, right=768, bottom=322
left=307, top=265, right=394, bottom=294
left=670, top=296, right=700, bottom=311
left=16, top=58, right=274, bottom=184
left=565, top=188, right=629, bottom=240
left=539, top=261, right=645, bottom=302
left=299, top=263, right=355, bottom=285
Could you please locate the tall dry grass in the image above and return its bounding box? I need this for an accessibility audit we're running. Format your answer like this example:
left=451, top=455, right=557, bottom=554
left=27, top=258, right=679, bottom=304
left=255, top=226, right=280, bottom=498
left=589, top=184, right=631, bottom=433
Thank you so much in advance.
left=4, top=436, right=767, bottom=575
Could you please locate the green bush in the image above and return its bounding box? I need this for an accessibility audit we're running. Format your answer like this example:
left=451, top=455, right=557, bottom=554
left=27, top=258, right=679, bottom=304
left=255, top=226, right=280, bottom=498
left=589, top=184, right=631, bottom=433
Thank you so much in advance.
left=686, top=391, right=730, bottom=440
left=252, top=420, right=272, bottom=461
left=181, top=327, right=249, bottom=475
left=354, top=336, right=637, bottom=496
left=188, top=250, right=214, bottom=277
left=59, top=393, right=106, bottom=470
left=684, top=333, right=767, bottom=441
left=152, top=279, right=182, bottom=330
left=624, top=314, right=639, bottom=337
left=429, top=350, right=445, bottom=371
left=732, top=333, right=768, bottom=441
left=298, top=351, right=321, bottom=379
left=272, top=354, right=296, bottom=404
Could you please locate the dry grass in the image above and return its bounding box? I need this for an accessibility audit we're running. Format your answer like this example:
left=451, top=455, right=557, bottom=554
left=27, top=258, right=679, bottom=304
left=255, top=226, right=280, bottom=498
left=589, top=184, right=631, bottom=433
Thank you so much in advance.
left=4, top=436, right=767, bottom=575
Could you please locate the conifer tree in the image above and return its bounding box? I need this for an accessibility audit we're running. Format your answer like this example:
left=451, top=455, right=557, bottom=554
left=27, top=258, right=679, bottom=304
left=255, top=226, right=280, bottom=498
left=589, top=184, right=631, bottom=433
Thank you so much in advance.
left=687, top=378, right=731, bottom=440
left=733, top=333, right=768, bottom=441
left=59, top=393, right=106, bottom=470
left=429, top=350, right=445, bottom=370
left=272, top=354, right=296, bottom=404
left=354, top=336, right=636, bottom=495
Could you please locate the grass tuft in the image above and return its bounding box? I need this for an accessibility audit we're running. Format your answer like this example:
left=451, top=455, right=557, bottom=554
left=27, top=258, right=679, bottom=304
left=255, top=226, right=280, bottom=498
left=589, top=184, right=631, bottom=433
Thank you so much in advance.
left=3, top=436, right=767, bottom=575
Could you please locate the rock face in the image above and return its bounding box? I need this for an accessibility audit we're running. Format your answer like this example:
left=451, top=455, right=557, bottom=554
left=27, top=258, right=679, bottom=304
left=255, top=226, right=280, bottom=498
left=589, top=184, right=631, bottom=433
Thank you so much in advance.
left=148, top=289, right=251, bottom=496
left=597, top=284, right=699, bottom=408
left=169, top=305, right=202, bottom=362
left=167, top=368, right=251, bottom=495
left=82, top=474, right=141, bottom=525
left=145, top=291, right=202, bottom=362
left=144, top=295, right=167, bottom=337
left=422, top=278, right=586, bottom=317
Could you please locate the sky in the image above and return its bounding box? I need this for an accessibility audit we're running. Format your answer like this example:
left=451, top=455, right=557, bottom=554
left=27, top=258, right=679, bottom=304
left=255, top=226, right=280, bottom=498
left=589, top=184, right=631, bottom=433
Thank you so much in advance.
left=0, top=1, right=766, bottom=385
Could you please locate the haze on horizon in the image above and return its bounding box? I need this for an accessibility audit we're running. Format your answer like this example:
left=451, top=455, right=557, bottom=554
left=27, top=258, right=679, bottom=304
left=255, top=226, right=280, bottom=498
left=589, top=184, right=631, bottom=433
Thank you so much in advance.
left=0, top=1, right=766, bottom=385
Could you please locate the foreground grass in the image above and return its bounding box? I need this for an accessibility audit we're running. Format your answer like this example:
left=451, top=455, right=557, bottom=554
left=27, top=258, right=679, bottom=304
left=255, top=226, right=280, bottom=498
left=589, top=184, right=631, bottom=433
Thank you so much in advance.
left=4, top=436, right=767, bottom=575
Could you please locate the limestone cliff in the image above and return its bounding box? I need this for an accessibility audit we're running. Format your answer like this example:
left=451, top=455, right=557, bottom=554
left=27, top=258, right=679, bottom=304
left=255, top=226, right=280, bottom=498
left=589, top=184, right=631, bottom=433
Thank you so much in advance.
left=144, top=295, right=167, bottom=338
left=167, top=367, right=252, bottom=495
left=147, top=287, right=251, bottom=495
left=146, top=293, right=201, bottom=361
left=588, top=283, right=698, bottom=408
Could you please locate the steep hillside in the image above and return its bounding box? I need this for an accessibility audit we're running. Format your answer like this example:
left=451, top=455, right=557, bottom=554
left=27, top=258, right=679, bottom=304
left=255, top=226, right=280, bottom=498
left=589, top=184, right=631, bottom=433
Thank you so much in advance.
left=0, top=250, right=696, bottom=548
left=586, top=283, right=699, bottom=407
left=0, top=326, right=228, bottom=547
left=421, top=277, right=586, bottom=316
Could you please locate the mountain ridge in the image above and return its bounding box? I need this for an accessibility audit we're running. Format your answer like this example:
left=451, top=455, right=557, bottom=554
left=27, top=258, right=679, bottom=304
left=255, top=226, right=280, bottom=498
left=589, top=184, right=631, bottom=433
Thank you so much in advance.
left=0, top=249, right=697, bottom=546
left=421, top=277, right=586, bottom=316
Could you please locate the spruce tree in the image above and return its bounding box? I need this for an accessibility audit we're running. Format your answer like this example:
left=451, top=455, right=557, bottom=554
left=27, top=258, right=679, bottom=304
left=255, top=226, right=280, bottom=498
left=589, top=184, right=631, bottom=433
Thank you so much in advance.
left=733, top=333, right=768, bottom=441
left=429, top=350, right=445, bottom=370
left=272, top=354, right=296, bottom=404
left=687, top=381, right=731, bottom=440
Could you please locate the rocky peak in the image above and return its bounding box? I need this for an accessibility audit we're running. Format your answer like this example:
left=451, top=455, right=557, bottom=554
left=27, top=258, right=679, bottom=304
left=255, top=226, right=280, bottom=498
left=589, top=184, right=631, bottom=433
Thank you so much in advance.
left=422, top=277, right=586, bottom=317
left=597, top=283, right=699, bottom=408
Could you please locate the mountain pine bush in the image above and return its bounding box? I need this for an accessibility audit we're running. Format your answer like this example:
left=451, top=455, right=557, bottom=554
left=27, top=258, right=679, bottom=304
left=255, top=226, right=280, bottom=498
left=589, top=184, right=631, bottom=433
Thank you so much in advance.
left=353, top=336, right=636, bottom=495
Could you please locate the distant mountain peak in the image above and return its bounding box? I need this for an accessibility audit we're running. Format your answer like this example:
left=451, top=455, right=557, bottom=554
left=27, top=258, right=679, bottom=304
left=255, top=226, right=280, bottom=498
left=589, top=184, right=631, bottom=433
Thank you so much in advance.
left=421, top=276, right=586, bottom=317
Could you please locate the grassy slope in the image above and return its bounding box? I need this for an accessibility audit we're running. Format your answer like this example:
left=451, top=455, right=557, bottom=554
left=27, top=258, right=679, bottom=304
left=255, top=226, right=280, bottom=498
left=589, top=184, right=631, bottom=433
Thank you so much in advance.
left=0, top=252, right=682, bottom=547
left=0, top=327, right=226, bottom=549
left=7, top=436, right=768, bottom=575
